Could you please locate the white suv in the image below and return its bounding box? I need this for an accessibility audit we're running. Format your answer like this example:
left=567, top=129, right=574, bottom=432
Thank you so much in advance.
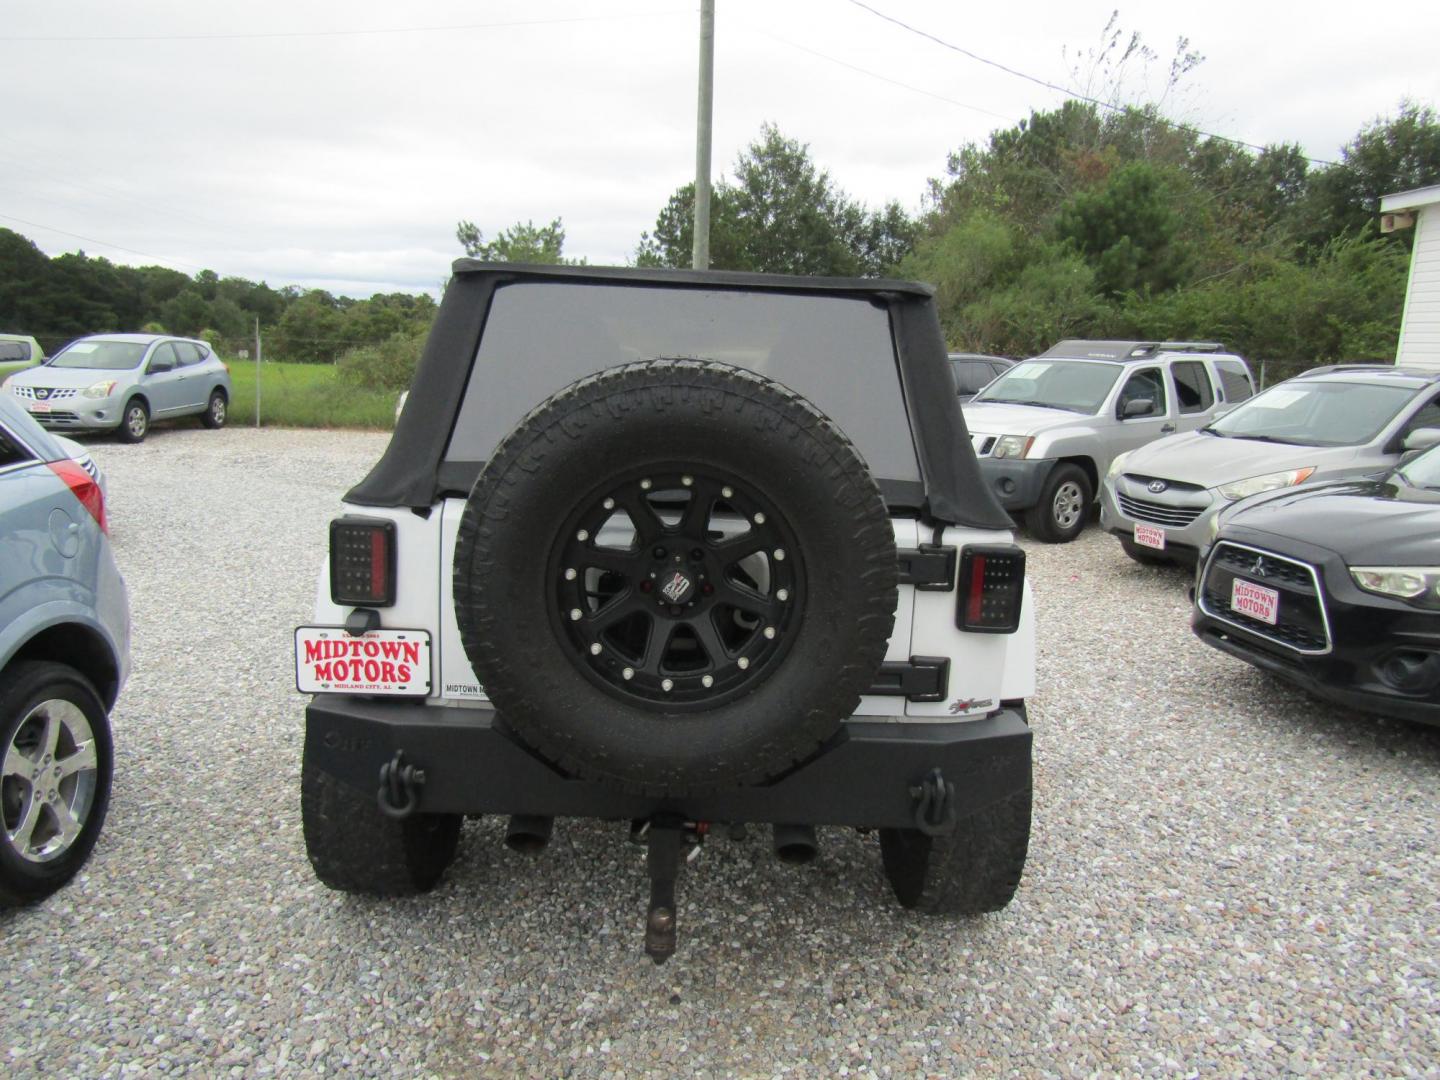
left=962, top=340, right=1255, bottom=541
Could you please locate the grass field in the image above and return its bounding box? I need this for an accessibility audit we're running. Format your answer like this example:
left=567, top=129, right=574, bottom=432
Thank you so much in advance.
left=226, top=360, right=395, bottom=429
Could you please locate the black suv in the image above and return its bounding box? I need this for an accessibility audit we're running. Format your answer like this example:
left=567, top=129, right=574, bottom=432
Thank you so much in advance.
left=294, top=264, right=1037, bottom=960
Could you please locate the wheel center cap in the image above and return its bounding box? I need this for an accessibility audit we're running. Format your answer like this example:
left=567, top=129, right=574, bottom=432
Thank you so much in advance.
left=658, top=569, right=695, bottom=605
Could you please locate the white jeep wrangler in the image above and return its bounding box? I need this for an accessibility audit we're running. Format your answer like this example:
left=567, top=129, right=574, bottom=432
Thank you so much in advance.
left=295, top=263, right=1036, bottom=961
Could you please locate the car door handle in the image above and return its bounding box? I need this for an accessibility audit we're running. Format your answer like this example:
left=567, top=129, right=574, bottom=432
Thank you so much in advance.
left=1160, top=423, right=1176, bottom=433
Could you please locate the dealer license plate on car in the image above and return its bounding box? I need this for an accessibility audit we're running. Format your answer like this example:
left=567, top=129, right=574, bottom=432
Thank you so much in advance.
left=294, top=627, right=431, bottom=695
left=1134, top=523, right=1165, bottom=550
left=1230, top=579, right=1279, bottom=625
left=28, top=401, right=51, bottom=414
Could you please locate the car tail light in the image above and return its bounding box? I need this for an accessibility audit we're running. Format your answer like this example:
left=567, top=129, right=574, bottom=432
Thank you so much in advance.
left=330, top=516, right=396, bottom=606
left=46, top=459, right=107, bottom=535
left=956, top=545, right=1025, bottom=633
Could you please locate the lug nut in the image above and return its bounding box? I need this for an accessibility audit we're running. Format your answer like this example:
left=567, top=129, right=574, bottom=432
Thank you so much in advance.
left=773, top=548, right=785, bottom=561
left=722, top=486, right=734, bottom=499
left=737, top=657, right=750, bottom=670
left=764, top=626, right=776, bottom=639
left=661, top=678, right=674, bottom=692
left=640, top=478, right=653, bottom=490
left=576, top=529, right=589, bottom=542
left=590, top=643, right=603, bottom=656
left=701, top=674, right=714, bottom=688
left=603, top=497, right=615, bottom=510
left=564, top=568, right=577, bottom=581
left=776, top=588, right=789, bottom=601
left=681, top=475, right=694, bottom=487
left=622, top=667, right=635, bottom=680
left=753, top=512, right=766, bottom=524
left=569, top=608, right=583, bottom=621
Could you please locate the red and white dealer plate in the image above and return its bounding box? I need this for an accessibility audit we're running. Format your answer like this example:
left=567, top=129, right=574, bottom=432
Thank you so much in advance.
left=1230, top=579, right=1280, bottom=625
left=294, top=627, right=431, bottom=695
left=1133, top=523, right=1166, bottom=550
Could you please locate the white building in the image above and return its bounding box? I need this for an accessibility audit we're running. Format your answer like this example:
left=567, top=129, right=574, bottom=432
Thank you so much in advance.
left=1381, top=184, right=1440, bottom=372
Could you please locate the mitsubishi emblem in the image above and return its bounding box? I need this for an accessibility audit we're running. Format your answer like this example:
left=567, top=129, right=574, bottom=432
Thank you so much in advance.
left=1250, top=556, right=1266, bottom=578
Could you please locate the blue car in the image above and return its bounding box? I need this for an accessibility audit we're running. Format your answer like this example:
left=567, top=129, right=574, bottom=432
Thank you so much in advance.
left=0, top=393, right=130, bottom=904
left=2, top=333, right=232, bottom=443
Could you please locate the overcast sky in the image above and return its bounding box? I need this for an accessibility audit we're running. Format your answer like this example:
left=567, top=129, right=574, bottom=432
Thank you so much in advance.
left=5, top=0, right=1438, bottom=298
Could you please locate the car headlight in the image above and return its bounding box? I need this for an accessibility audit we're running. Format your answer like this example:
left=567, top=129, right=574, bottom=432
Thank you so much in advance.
left=1106, top=451, right=1132, bottom=481
left=1215, top=467, right=1315, bottom=502
left=991, top=434, right=1034, bottom=460
left=83, top=380, right=118, bottom=399
left=1206, top=511, right=1223, bottom=545
left=1349, top=566, right=1440, bottom=606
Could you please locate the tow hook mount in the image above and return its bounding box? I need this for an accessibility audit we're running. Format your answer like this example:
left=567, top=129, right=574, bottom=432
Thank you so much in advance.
left=910, top=767, right=958, bottom=836
left=642, top=814, right=703, bottom=965
left=377, top=749, right=426, bottom=820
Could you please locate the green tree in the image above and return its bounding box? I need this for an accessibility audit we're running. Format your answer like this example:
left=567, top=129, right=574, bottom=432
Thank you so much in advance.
left=1054, top=161, right=1189, bottom=296
left=636, top=124, right=915, bottom=276
left=455, top=218, right=580, bottom=263
left=272, top=291, right=349, bottom=363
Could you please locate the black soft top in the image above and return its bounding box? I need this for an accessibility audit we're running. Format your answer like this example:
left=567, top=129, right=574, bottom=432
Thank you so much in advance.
left=346, top=262, right=1011, bottom=530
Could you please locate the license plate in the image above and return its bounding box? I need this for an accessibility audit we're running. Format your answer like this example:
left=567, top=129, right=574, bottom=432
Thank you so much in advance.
left=1231, top=579, right=1279, bottom=625
left=28, top=401, right=51, bottom=414
left=295, top=627, right=431, bottom=695
left=1134, top=523, right=1166, bottom=550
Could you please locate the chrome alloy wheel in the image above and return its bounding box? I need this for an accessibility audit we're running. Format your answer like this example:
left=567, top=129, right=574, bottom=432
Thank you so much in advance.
left=2, top=698, right=100, bottom=863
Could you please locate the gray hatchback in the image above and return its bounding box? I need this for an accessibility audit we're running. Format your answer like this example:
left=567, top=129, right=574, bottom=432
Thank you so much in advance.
left=1101, top=365, right=1440, bottom=565
left=0, top=394, right=129, bottom=904
left=2, top=333, right=232, bottom=443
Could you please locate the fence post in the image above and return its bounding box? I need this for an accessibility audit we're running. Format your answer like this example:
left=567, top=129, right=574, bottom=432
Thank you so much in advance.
left=254, top=317, right=262, bottom=428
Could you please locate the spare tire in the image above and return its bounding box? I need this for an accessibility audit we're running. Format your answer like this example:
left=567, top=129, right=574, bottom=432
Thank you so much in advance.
left=453, top=359, right=897, bottom=795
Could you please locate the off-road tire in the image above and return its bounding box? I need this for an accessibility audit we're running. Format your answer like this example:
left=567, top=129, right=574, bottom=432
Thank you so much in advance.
left=1025, top=464, right=1091, bottom=543
left=117, top=398, right=149, bottom=444
left=879, top=785, right=1032, bottom=915
left=453, top=359, right=897, bottom=796
left=0, top=662, right=113, bottom=907
left=201, top=389, right=227, bottom=429
left=301, top=756, right=461, bottom=895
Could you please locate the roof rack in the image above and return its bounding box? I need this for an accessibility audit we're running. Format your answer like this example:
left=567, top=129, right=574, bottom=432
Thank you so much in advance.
left=1039, top=339, right=1226, bottom=361
left=1297, top=364, right=1440, bottom=381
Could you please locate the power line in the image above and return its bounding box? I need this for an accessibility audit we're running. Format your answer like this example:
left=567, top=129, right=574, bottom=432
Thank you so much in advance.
left=0, top=212, right=211, bottom=274
left=844, top=0, right=1339, bottom=167
left=0, top=10, right=680, bottom=43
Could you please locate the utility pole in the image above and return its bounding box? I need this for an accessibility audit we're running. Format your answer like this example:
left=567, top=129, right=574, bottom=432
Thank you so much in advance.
left=254, top=316, right=262, bottom=428
left=692, top=0, right=715, bottom=271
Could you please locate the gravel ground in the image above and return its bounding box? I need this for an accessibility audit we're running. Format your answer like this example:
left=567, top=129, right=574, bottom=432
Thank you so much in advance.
left=3, top=425, right=1438, bottom=1079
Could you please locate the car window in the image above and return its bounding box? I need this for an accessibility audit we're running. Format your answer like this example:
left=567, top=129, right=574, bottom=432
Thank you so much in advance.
left=0, top=423, right=35, bottom=469
left=1170, top=360, right=1214, bottom=414
left=1214, top=360, right=1254, bottom=403
left=0, top=341, right=32, bottom=363
left=974, top=359, right=1122, bottom=414
left=1118, top=367, right=1167, bottom=418
left=150, top=343, right=179, bottom=370
left=50, top=340, right=147, bottom=370
left=173, top=342, right=203, bottom=367
left=1210, top=381, right=1418, bottom=446
left=951, top=360, right=994, bottom=395
left=1399, top=393, right=1440, bottom=436
left=447, top=282, right=922, bottom=483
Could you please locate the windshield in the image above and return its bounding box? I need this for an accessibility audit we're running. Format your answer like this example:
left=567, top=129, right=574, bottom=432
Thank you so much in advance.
left=972, top=359, right=1121, bottom=414
left=1208, top=380, right=1417, bottom=447
left=50, top=340, right=148, bottom=370
left=1395, top=443, right=1440, bottom=490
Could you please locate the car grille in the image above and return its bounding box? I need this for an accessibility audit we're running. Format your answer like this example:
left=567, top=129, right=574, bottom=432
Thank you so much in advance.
left=1198, top=541, right=1331, bottom=654
left=35, top=411, right=80, bottom=424
left=12, top=386, right=77, bottom=401
left=1116, top=494, right=1203, bottom=528
left=971, top=435, right=995, bottom=457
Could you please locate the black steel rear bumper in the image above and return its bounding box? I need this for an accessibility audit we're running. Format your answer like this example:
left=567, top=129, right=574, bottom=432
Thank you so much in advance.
left=305, top=695, right=1032, bottom=827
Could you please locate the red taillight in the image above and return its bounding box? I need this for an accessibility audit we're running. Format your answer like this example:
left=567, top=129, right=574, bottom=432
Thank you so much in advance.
left=47, top=459, right=108, bottom=535
left=330, top=516, right=396, bottom=606
left=956, top=545, right=1025, bottom=633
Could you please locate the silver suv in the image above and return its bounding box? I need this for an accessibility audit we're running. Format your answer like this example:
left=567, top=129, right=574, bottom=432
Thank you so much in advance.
left=961, top=340, right=1255, bottom=541
left=3, top=333, right=232, bottom=443
left=0, top=394, right=129, bottom=905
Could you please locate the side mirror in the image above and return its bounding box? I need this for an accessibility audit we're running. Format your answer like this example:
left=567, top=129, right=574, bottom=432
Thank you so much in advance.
left=1401, top=427, right=1440, bottom=453
left=1121, top=398, right=1156, bottom=419
left=148, top=358, right=174, bottom=374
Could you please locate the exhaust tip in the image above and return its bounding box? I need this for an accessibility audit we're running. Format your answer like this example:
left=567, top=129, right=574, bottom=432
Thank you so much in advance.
left=504, top=814, right=553, bottom=855
left=772, top=823, right=818, bottom=865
